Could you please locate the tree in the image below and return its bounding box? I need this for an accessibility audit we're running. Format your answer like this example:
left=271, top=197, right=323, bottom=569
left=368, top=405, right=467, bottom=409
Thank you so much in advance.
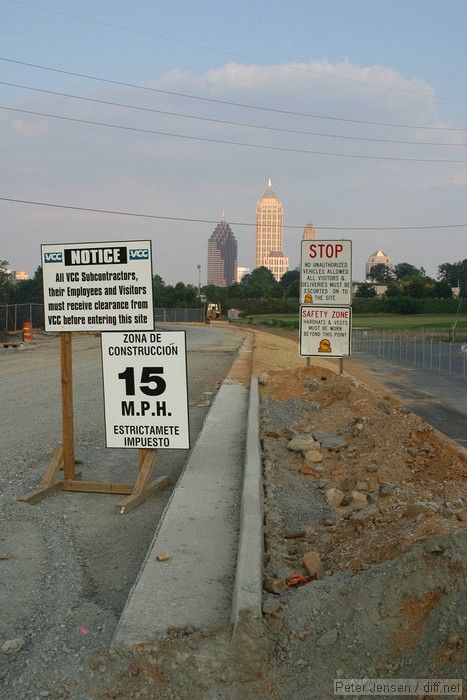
left=384, top=283, right=401, bottom=298
left=393, top=263, right=425, bottom=281
left=354, top=283, right=377, bottom=298
left=240, top=266, right=278, bottom=299
left=431, top=280, right=453, bottom=299
left=438, top=259, right=467, bottom=292
left=368, top=263, right=394, bottom=284
left=0, top=260, right=13, bottom=305
left=279, top=269, right=299, bottom=298
left=401, top=276, right=434, bottom=298
left=8, top=267, right=43, bottom=304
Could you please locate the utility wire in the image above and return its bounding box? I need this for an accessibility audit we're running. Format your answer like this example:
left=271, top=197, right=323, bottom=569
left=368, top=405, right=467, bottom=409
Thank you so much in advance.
left=1, top=197, right=465, bottom=231
left=2, top=57, right=466, bottom=132
left=2, top=105, right=466, bottom=163
left=5, top=0, right=467, bottom=105
left=2, top=81, right=464, bottom=148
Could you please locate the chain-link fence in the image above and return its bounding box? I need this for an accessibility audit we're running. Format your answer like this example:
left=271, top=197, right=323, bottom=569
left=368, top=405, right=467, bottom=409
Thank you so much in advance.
left=352, top=328, right=467, bottom=381
left=0, top=304, right=45, bottom=341
left=1, top=304, right=206, bottom=341
left=153, top=308, right=205, bottom=323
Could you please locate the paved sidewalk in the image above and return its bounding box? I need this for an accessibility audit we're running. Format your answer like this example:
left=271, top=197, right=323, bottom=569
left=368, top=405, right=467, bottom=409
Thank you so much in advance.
left=111, top=332, right=262, bottom=649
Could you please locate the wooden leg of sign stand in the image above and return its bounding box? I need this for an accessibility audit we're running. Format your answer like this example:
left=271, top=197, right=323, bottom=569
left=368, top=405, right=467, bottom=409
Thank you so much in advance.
left=115, top=449, right=171, bottom=515
left=20, top=333, right=170, bottom=513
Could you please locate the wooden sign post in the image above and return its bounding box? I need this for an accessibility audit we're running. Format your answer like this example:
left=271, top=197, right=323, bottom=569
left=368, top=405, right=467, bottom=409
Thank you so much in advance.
left=19, top=239, right=177, bottom=513
left=20, top=332, right=171, bottom=513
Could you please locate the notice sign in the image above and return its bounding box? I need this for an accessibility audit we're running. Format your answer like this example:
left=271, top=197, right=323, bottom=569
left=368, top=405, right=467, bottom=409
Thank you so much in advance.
left=101, top=331, right=190, bottom=449
left=42, top=240, right=154, bottom=332
left=300, top=240, right=352, bottom=305
left=300, top=306, right=352, bottom=357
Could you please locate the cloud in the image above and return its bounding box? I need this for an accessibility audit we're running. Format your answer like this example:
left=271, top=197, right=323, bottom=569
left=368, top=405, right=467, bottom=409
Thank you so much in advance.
left=1, top=58, right=465, bottom=283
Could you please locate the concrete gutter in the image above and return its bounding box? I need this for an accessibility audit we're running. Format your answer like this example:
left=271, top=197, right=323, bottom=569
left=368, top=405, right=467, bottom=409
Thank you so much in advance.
left=111, top=330, right=263, bottom=650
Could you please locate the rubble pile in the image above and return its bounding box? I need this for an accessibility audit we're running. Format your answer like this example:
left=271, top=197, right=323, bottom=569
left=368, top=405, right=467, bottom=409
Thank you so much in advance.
left=259, top=365, right=466, bottom=581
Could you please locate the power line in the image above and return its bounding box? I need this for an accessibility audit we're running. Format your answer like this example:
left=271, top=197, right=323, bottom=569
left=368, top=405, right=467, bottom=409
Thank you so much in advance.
left=5, top=0, right=467, bottom=105
left=2, top=81, right=464, bottom=148
left=2, top=57, right=466, bottom=132
left=1, top=197, right=465, bottom=231
left=3, top=105, right=466, bottom=163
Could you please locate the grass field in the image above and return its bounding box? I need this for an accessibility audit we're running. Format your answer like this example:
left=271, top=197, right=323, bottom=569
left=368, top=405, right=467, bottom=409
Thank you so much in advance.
left=233, top=313, right=467, bottom=334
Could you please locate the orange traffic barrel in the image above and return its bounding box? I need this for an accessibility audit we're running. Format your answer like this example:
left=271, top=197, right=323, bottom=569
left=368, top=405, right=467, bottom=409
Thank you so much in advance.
left=22, top=321, right=33, bottom=342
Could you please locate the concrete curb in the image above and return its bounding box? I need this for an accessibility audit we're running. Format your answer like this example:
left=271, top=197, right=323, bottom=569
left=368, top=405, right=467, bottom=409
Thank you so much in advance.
left=231, top=377, right=263, bottom=624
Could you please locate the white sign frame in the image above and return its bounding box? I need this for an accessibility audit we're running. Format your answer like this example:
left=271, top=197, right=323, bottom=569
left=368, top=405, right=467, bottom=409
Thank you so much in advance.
left=101, top=330, right=190, bottom=449
left=300, top=305, right=352, bottom=357
left=300, top=240, right=352, bottom=305
left=42, top=240, right=154, bottom=332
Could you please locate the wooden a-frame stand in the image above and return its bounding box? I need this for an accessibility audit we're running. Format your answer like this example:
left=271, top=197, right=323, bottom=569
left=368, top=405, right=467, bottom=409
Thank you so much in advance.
left=19, top=332, right=171, bottom=514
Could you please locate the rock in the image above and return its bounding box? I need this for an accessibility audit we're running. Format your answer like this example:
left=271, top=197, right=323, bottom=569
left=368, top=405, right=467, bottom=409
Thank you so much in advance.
left=355, top=480, right=369, bottom=491
left=299, top=463, right=315, bottom=476
left=316, top=628, right=338, bottom=647
left=340, top=493, right=353, bottom=507
left=312, top=429, right=346, bottom=450
left=447, top=634, right=463, bottom=648
left=304, top=450, right=323, bottom=463
left=350, top=491, right=368, bottom=511
left=302, top=551, right=324, bottom=580
left=1, top=638, right=25, bottom=654
left=423, top=540, right=446, bottom=554
left=264, top=578, right=289, bottom=596
left=325, top=488, right=345, bottom=508
left=258, top=372, right=272, bottom=385
left=350, top=505, right=379, bottom=524
left=316, top=479, right=327, bottom=489
left=455, top=510, right=467, bottom=522
left=379, top=482, right=396, bottom=496
left=263, top=598, right=282, bottom=615
left=405, top=502, right=439, bottom=518
left=288, top=437, right=320, bottom=454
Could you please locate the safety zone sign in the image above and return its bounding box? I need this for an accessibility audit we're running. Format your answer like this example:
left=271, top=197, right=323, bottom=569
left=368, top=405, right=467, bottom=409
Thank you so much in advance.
left=101, top=330, right=190, bottom=449
left=300, top=306, right=352, bottom=357
left=300, top=240, right=352, bottom=305
left=41, top=240, right=154, bottom=332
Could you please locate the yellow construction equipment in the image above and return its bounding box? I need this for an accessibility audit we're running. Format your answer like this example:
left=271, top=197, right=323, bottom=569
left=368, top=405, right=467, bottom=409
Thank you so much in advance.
left=205, top=302, right=222, bottom=323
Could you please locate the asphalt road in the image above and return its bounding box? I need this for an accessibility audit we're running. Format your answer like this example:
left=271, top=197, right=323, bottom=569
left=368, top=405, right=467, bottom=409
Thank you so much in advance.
left=345, top=350, right=467, bottom=451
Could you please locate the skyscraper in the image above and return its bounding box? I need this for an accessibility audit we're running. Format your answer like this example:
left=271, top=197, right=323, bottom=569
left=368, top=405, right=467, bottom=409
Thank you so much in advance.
left=255, top=179, right=288, bottom=281
left=303, top=221, right=317, bottom=240
left=207, top=215, right=238, bottom=286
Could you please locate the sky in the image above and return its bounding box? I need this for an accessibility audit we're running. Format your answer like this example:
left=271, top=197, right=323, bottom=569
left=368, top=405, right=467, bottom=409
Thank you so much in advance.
left=1, top=0, right=466, bottom=286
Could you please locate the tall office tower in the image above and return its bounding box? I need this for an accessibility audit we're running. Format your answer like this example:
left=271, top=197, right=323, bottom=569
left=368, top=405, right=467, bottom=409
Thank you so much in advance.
left=303, top=221, right=317, bottom=240
left=255, top=179, right=288, bottom=281
left=207, top=215, right=238, bottom=286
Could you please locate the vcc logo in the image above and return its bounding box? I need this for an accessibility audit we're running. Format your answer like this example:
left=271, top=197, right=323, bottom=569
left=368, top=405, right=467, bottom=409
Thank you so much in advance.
left=129, top=248, right=149, bottom=260
left=44, top=251, right=63, bottom=263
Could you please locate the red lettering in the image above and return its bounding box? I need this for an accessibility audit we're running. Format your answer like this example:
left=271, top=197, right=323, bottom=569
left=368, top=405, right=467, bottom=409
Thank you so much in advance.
left=307, top=243, right=345, bottom=259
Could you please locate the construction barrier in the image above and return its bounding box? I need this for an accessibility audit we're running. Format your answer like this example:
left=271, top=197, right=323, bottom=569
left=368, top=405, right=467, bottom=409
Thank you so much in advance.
left=22, top=321, right=33, bottom=342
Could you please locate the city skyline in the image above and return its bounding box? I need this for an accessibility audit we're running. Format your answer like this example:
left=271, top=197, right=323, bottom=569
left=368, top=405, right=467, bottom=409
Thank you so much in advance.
left=2, top=1, right=465, bottom=285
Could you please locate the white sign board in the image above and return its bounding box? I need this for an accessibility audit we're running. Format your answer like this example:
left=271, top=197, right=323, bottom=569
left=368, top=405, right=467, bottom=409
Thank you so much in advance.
left=101, top=331, right=190, bottom=449
left=42, top=240, right=154, bottom=332
left=300, top=306, right=352, bottom=357
left=300, top=240, right=352, bottom=305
